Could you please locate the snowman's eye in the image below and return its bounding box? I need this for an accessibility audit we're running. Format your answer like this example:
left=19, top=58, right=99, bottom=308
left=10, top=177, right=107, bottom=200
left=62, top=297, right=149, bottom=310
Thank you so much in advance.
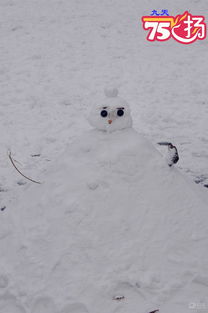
left=117, top=109, right=124, bottom=117
left=100, top=110, right=108, bottom=118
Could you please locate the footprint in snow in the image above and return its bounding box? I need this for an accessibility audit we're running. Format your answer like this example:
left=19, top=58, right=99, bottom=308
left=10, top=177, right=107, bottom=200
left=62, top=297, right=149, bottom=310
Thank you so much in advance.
left=112, top=281, right=142, bottom=299
left=0, top=274, right=9, bottom=289
left=31, top=297, right=57, bottom=313
left=0, top=294, right=26, bottom=313
left=61, top=302, right=89, bottom=313
left=0, top=218, right=12, bottom=240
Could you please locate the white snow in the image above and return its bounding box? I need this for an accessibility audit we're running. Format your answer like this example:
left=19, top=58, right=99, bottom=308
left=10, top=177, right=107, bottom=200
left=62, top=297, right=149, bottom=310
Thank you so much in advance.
left=104, top=87, right=119, bottom=98
left=1, top=0, right=208, bottom=312
left=1, top=127, right=208, bottom=313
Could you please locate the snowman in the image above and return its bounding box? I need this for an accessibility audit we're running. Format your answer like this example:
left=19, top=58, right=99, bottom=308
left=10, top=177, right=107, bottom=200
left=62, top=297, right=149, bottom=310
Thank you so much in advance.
left=89, top=88, right=178, bottom=166
left=88, top=88, right=133, bottom=133
left=2, top=89, right=208, bottom=313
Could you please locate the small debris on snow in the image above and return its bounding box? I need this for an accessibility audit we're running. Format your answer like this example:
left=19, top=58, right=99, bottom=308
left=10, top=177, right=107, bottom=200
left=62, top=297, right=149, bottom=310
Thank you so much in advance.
left=61, top=100, right=73, bottom=106
left=1, top=206, right=6, bottom=211
left=112, top=295, right=125, bottom=301
left=149, top=310, right=159, bottom=313
left=31, top=154, right=41, bottom=157
left=194, top=174, right=208, bottom=185
left=87, top=181, right=99, bottom=190
left=17, top=181, right=27, bottom=186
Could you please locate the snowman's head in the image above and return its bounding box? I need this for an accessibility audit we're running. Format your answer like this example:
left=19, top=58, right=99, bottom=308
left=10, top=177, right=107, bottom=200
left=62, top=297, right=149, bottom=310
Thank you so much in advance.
left=88, top=88, right=133, bottom=132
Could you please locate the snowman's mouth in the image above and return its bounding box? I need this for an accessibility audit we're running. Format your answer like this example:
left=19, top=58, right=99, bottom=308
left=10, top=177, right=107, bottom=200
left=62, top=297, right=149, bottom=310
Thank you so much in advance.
left=108, top=120, right=113, bottom=124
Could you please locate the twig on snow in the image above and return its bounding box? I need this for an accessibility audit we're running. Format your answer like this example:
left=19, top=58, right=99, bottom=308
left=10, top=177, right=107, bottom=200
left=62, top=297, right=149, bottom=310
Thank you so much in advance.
left=112, top=295, right=125, bottom=301
left=8, top=150, right=42, bottom=184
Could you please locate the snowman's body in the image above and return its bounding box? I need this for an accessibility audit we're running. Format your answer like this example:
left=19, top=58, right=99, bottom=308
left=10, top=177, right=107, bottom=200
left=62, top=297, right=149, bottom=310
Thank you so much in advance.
left=3, top=90, right=208, bottom=313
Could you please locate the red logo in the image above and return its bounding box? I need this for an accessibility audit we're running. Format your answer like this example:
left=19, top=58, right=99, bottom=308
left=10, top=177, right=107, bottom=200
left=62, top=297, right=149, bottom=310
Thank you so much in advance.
left=142, top=11, right=206, bottom=44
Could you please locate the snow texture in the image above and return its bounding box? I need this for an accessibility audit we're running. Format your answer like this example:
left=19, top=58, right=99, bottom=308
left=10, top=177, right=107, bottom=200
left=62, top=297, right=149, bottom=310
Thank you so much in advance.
left=1, top=126, right=208, bottom=313
left=1, top=0, right=208, bottom=312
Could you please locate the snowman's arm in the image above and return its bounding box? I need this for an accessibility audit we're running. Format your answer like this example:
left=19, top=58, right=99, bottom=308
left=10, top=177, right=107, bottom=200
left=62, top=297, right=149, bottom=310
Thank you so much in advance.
left=158, top=142, right=179, bottom=167
left=167, top=145, right=179, bottom=167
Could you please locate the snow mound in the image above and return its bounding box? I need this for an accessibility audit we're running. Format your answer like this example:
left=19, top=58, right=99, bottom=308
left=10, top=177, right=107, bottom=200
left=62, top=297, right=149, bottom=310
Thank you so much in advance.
left=2, top=128, right=208, bottom=313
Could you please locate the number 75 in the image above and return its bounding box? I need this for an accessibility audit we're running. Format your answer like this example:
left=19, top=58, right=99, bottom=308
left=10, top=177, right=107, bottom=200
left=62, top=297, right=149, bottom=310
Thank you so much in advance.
left=143, top=22, right=171, bottom=41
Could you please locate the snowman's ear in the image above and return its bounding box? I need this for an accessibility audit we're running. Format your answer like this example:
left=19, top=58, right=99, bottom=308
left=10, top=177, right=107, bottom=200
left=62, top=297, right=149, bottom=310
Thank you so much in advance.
left=104, top=87, right=118, bottom=98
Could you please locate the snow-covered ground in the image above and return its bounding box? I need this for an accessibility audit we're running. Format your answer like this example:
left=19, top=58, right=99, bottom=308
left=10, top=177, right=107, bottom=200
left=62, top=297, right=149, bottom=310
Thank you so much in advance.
left=1, top=0, right=208, bottom=192
left=1, top=0, right=208, bottom=312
